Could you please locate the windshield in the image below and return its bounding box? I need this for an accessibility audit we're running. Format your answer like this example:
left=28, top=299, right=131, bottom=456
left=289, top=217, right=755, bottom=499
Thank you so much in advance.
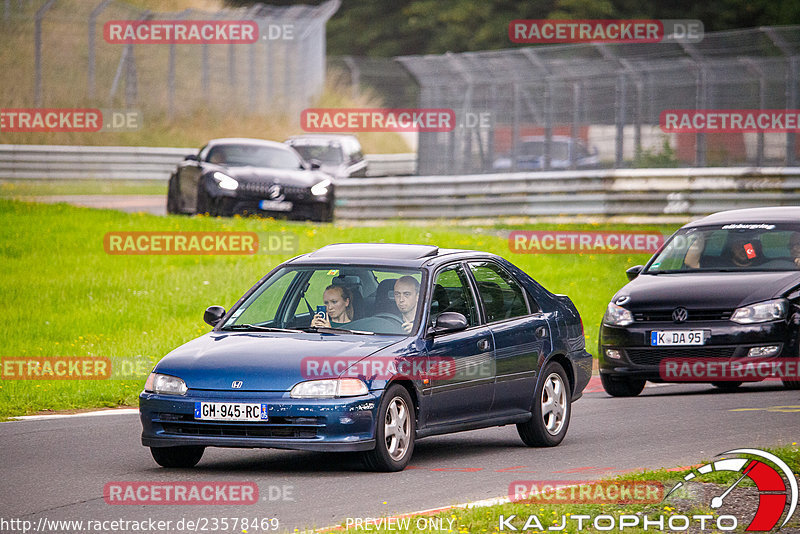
left=291, top=144, right=344, bottom=165
left=222, top=266, right=424, bottom=335
left=644, top=223, right=800, bottom=273
left=206, top=144, right=303, bottom=170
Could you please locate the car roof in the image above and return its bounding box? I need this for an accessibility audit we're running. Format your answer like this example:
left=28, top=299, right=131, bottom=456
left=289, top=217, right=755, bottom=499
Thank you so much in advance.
left=520, top=135, right=578, bottom=143
left=286, top=134, right=360, bottom=145
left=287, top=243, right=496, bottom=268
left=685, top=206, right=800, bottom=227
left=206, top=138, right=291, bottom=150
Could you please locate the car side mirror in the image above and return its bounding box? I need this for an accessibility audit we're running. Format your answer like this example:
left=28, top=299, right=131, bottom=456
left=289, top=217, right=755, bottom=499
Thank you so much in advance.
left=204, top=305, right=226, bottom=326
left=626, top=265, right=644, bottom=281
left=428, top=312, right=468, bottom=336
left=308, top=159, right=322, bottom=170
left=184, top=154, right=199, bottom=162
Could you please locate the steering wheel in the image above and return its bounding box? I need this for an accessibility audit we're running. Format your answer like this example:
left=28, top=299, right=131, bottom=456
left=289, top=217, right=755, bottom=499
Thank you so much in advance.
left=373, top=313, right=405, bottom=326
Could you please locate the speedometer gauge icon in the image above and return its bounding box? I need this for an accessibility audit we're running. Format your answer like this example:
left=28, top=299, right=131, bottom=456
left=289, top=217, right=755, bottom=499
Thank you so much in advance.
left=665, top=448, right=798, bottom=531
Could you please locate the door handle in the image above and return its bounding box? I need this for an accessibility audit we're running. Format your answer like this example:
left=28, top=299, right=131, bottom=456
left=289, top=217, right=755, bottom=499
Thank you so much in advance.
left=478, top=339, right=491, bottom=351
left=535, top=326, right=548, bottom=338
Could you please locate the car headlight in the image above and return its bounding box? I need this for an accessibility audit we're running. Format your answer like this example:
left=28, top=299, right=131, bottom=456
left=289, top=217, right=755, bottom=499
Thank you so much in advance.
left=212, top=171, right=238, bottom=191
left=290, top=378, right=367, bottom=398
left=310, top=178, right=331, bottom=196
left=144, top=372, right=188, bottom=395
left=603, top=302, right=634, bottom=326
left=731, top=299, right=787, bottom=324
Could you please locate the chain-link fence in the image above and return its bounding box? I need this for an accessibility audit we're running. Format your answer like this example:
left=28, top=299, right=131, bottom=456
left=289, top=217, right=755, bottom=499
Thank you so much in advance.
left=1, top=0, right=339, bottom=118
left=334, top=26, right=800, bottom=175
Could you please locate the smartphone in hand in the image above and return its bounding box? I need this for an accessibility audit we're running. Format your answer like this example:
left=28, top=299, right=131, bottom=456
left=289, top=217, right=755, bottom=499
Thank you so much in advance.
left=316, top=305, right=327, bottom=322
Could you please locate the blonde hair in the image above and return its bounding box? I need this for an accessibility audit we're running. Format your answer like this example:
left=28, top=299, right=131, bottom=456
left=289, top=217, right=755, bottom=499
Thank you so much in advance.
left=325, top=284, right=353, bottom=320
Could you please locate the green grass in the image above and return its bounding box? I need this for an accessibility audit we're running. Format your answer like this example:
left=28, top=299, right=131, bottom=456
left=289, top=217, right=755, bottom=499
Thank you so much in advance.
left=320, top=444, right=800, bottom=534
left=0, top=179, right=167, bottom=197
left=0, top=198, right=679, bottom=419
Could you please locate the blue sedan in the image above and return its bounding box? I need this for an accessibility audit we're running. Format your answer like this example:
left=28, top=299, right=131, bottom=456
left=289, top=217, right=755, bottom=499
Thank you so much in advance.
left=140, top=243, right=592, bottom=471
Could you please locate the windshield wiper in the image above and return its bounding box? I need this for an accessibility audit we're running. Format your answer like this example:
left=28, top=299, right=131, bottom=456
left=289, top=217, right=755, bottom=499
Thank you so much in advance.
left=300, top=326, right=374, bottom=335
left=221, top=324, right=303, bottom=333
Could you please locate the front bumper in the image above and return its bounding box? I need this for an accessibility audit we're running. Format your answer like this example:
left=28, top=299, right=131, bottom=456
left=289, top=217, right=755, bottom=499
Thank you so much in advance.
left=598, top=319, right=799, bottom=381
left=140, top=390, right=378, bottom=452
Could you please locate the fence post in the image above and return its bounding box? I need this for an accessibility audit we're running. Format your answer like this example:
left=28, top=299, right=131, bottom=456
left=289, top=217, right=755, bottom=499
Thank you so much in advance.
left=88, top=0, right=111, bottom=101
left=614, top=72, right=626, bottom=168
left=34, top=0, right=57, bottom=107
left=764, top=28, right=798, bottom=166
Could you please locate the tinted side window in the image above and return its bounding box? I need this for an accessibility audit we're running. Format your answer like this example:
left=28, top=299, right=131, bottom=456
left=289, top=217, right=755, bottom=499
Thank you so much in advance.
left=430, top=265, right=479, bottom=327
left=468, top=262, right=529, bottom=323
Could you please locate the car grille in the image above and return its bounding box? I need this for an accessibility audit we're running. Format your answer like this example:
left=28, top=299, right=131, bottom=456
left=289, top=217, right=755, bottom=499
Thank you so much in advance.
left=156, top=414, right=322, bottom=439
left=238, top=182, right=308, bottom=199
left=626, top=346, right=737, bottom=366
left=633, top=309, right=732, bottom=322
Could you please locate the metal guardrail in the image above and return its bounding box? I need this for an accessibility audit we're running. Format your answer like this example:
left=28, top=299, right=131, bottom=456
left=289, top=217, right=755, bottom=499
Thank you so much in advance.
left=2, top=145, right=798, bottom=219
left=0, top=144, right=416, bottom=180
left=334, top=167, right=800, bottom=219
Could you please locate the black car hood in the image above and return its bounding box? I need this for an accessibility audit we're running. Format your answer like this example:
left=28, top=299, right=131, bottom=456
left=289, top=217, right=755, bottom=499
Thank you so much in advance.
left=617, top=271, right=800, bottom=310
left=219, top=166, right=328, bottom=187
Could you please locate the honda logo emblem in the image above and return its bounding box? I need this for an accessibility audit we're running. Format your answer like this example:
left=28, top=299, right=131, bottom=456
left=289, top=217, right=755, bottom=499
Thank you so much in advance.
left=231, top=381, right=243, bottom=389
left=672, top=307, right=688, bottom=323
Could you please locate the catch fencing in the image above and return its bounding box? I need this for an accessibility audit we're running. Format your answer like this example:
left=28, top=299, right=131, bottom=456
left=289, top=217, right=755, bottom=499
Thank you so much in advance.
left=2, top=0, right=339, bottom=117
left=333, top=26, right=800, bottom=174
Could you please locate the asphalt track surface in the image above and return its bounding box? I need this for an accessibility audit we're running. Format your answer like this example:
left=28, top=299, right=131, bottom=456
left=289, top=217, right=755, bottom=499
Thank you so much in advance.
left=1, top=379, right=798, bottom=533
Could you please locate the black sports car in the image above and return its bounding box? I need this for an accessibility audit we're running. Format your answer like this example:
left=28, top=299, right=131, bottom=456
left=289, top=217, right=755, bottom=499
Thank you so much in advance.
left=167, top=138, right=334, bottom=222
left=599, top=206, right=800, bottom=396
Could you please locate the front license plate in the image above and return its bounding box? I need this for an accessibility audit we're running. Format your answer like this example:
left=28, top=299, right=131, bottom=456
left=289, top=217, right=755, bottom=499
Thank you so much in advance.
left=650, top=330, right=705, bottom=346
left=194, top=402, right=268, bottom=421
left=259, top=200, right=293, bottom=212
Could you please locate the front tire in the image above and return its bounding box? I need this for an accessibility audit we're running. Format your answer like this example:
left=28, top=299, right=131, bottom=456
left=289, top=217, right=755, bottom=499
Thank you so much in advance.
left=166, top=174, right=180, bottom=214
left=362, top=385, right=415, bottom=472
left=711, top=381, right=743, bottom=390
left=150, top=446, right=205, bottom=468
left=782, top=378, right=800, bottom=390
left=517, top=361, right=571, bottom=447
left=196, top=183, right=213, bottom=216
left=600, top=373, right=646, bottom=397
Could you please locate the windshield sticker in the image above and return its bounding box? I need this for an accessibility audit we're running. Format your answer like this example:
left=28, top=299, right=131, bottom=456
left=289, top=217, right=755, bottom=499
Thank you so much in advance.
left=326, top=269, right=339, bottom=276
left=744, top=242, right=757, bottom=258
left=721, top=223, right=775, bottom=230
